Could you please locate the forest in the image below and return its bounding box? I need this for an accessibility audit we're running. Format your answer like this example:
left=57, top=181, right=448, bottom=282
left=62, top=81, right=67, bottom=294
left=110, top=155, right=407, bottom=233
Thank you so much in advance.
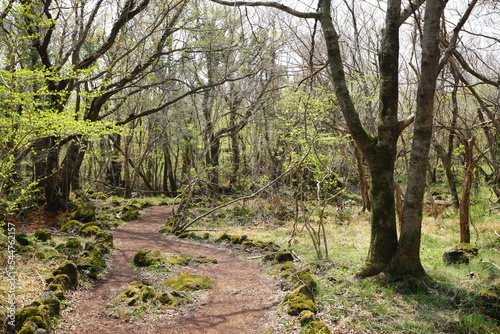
left=1, top=0, right=499, bottom=333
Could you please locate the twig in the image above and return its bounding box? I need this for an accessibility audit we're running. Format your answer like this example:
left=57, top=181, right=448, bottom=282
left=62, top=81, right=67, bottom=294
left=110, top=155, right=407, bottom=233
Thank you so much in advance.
left=480, top=259, right=500, bottom=271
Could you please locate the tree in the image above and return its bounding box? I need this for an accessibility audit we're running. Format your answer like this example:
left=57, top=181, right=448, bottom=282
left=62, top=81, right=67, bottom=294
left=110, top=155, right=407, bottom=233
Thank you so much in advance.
left=210, top=0, right=482, bottom=279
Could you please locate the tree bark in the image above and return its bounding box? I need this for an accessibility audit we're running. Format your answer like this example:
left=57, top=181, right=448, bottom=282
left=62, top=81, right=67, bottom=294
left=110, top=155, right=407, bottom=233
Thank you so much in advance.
left=391, top=0, right=446, bottom=279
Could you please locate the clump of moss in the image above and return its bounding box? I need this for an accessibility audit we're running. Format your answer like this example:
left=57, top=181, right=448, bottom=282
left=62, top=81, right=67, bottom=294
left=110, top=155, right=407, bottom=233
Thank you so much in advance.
left=120, top=205, right=140, bottom=221
left=305, top=321, right=331, bottom=334
left=33, top=229, right=51, bottom=242
left=77, top=223, right=104, bottom=237
left=16, top=233, right=31, bottom=246
left=133, top=249, right=216, bottom=267
left=264, top=250, right=294, bottom=263
left=59, top=220, right=83, bottom=234
left=78, top=249, right=106, bottom=279
left=164, top=273, right=214, bottom=291
left=70, top=203, right=96, bottom=222
left=50, top=261, right=79, bottom=288
left=14, top=306, right=51, bottom=333
left=287, top=295, right=318, bottom=316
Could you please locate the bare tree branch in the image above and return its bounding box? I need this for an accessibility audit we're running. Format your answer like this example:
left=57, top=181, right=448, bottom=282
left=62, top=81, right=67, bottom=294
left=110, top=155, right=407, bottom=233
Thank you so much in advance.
left=209, top=0, right=319, bottom=19
left=438, top=0, right=478, bottom=73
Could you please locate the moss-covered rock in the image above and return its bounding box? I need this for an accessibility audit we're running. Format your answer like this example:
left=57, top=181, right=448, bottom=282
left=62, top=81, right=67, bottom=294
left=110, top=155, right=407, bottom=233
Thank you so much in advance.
left=15, top=306, right=51, bottom=332
left=305, top=321, right=331, bottom=334
left=33, top=229, right=51, bottom=242
left=109, top=281, right=159, bottom=307
left=29, top=291, right=61, bottom=317
left=287, top=295, right=318, bottom=316
left=65, top=237, right=83, bottom=250
left=59, top=220, right=83, bottom=234
left=77, top=223, right=103, bottom=237
left=78, top=249, right=105, bottom=279
left=285, top=284, right=315, bottom=303
left=133, top=249, right=216, bottom=267
left=70, top=203, right=96, bottom=222
left=264, top=250, right=294, bottom=263
left=46, top=274, right=72, bottom=291
left=158, top=292, right=180, bottom=306
left=120, top=205, right=140, bottom=222
left=164, top=273, right=214, bottom=291
left=443, top=243, right=479, bottom=265
left=16, top=233, right=32, bottom=246
left=51, top=261, right=78, bottom=287
left=480, top=283, right=500, bottom=321
left=299, top=310, right=316, bottom=326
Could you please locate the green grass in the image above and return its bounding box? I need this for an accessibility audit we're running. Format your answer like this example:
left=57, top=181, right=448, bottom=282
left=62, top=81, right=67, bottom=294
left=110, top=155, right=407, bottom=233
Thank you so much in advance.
left=188, top=196, right=500, bottom=334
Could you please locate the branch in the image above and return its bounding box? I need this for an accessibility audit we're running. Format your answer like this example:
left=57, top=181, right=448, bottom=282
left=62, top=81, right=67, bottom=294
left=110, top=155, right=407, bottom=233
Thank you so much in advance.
left=209, top=0, right=319, bottom=19
left=176, top=150, right=311, bottom=233
left=115, top=75, right=253, bottom=125
left=397, top=114, right=415, bottom=135
left=399, top=0, right=426, bottom=26
left=437, top=0, right=478, bottom=73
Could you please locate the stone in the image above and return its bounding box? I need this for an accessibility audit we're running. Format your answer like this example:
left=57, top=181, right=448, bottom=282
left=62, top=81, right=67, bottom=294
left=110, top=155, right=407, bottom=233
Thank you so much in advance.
left=443, top=243, right=479, bottom=265
left=33, top=229, right=51, bottom=242
left=164, top=273, right=214, bottom=291
left=287, top=296, right=318, bottom=316
left=59, top=220, right=83, bottom=234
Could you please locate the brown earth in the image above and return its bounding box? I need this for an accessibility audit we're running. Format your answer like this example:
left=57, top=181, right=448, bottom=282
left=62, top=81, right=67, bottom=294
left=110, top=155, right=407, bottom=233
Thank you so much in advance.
left=54, top=206, right=290, bottom=334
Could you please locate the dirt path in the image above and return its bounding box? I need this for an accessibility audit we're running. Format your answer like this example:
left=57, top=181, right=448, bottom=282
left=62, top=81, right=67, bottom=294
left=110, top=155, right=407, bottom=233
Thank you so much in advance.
left=55, top=206, right=281, bottom=334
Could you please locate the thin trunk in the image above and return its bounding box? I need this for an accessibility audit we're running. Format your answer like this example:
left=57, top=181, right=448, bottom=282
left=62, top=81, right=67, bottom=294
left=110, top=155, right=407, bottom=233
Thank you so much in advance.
left=459, top=136, right=475, bottom=244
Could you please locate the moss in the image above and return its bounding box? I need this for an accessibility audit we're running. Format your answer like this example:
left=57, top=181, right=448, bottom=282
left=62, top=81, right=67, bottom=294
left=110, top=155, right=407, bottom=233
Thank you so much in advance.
left=285, top=284, right=315, bottom=303
left=158, top=292, right=180, bottom=306
left=31, top=296, right=61, bottom=317
left=133, top=249, right=165, bottom=267
left=66, top=237, right=83, bottom=249
left=108, top=281, right=159, bottom=307
left=291, top=270, right=317, bottom=291
left=16, top=233, right=32, bottom=246
left=280, top=261, right=296, bottom=272
left=133, top=249, right=216, bottom=267
left=46, top=274, right=72, bottom=291
left=59, top=220, right=83, bottom=233
left=15, top=306, right=50, bottom=332
left=264, top=250, right=294, bottom=263
left=95, top=231, right=113, bottom=244
left=287, top=295, right=318, bottom=316
left=120, top=205, right=140, bottom=221
left=77, top=224, right=103, bottom=237
left=299, top=310, right=316, bottom=326
left=33, top=229, right=51, bottom=242
left=70, top=203, right=96, bottom=222
left=78, top=249, right=105, bottom=279
left=51, top=261, right=78, bottom=287
left=305, top=321, right=331, bottom=334
left=164, top=273, right=214, bottom=291
left=443, top=243, right=478, bottom=265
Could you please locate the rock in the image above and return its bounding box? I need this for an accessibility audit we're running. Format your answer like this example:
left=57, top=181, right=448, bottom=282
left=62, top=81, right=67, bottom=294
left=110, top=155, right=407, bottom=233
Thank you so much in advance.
left=51, top=261, right=78, bottom=287
left=70, top=203, right=96, bottom=222
left=133, top=249, right=165, bottom=267
left=264, top=250, right=294, bottom=263
left=164, top=273, right=214, bottom=291
left=15, top=306, right=51, bottom=333
left=59, top=220, right=83, bottom=234
left=158, top=292, right=180, bottom=306
left=133, top=249, right=216, bottom=267
left=108, top=281, right=158, bottom=307
left=287, top=295, right=318, bottom=316
left=33, top=229, right=51, bottom=242
left=16, top=233, right=31, bottom=246
left=299, top=310, right=316, bottom=326
left=77, top=223, right=103, bottom=237
left=46, top=274, right=72, bottom=291
left=285, top=284, right=315, bottom=303
left=305, top=321, right=331, bottom=334
left=443, top=243, right=479, bottom=265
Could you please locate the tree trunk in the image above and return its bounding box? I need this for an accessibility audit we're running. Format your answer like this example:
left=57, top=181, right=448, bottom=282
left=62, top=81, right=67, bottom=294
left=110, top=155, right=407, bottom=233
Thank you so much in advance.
left=391, top=0, right=446, bottom=279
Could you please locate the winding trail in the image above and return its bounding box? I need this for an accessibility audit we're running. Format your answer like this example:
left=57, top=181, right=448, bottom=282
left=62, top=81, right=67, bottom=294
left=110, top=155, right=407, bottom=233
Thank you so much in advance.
left=55, top=206, right=280, bottom=334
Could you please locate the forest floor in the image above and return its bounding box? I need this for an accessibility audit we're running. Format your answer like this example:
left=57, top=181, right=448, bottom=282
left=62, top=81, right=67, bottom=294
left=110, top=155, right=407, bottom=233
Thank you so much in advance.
left=54, top=206, right=287, bottom=334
